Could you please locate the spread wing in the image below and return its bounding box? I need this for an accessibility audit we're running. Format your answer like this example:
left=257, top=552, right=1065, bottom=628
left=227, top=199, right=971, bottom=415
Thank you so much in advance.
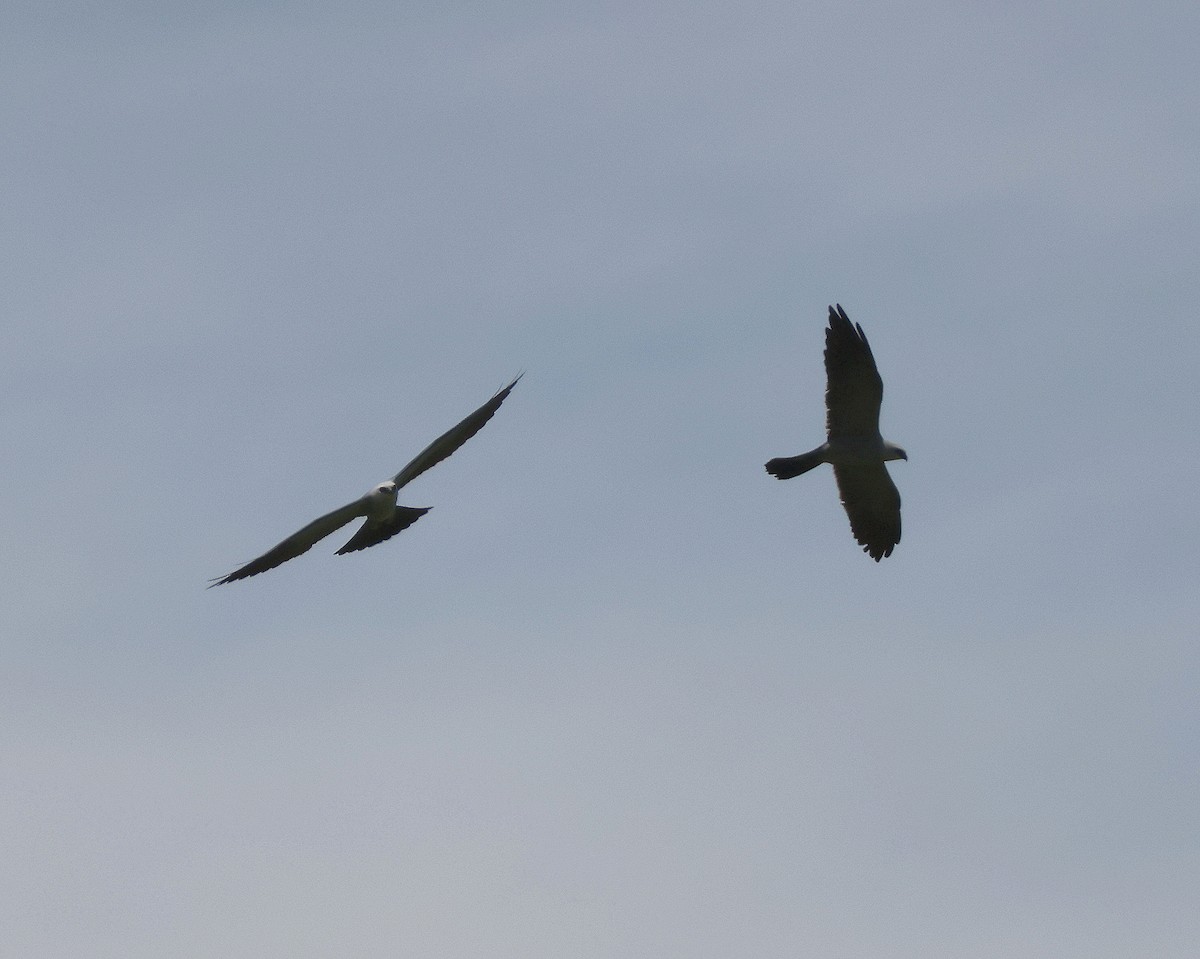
left=833, top=463, right=901, bottom=561
left=335, top=506, right=430, bottom=555
left=824, top=304, right=884, bottom=438
left=391, top=374, right=523, bottom=490
left=209, top=498, right=367, bottom=586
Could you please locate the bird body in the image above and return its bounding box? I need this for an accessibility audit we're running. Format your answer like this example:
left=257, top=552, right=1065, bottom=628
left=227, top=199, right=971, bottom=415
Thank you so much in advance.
left=210, top=375, right=521, bottom=586
left=766, top=306, right=906, bottom=560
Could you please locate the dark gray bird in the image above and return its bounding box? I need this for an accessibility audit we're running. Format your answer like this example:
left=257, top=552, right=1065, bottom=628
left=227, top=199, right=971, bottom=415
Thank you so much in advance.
left=766, top=306, right=906, bottom=560
left=210, top=375, right=521, bottom=586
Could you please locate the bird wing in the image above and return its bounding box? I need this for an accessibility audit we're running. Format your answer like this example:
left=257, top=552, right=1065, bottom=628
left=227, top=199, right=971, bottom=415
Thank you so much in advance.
left=824, top=304, right=884, bottom=438
left=209, top=498, right=367, bottom=586
left=832, top=463, right=901, bottom=561
left=335, top=506, right=430, bottom=555
left=390, top=374, right=523, bottom=490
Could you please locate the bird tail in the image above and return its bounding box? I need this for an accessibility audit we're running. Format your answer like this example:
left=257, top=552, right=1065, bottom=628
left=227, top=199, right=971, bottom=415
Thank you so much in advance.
left=765, top=448, right=826, bottom=480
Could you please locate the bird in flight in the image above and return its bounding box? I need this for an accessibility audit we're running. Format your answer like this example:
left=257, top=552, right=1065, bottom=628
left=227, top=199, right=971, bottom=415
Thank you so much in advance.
left=209, top=375, right=522, bottom=586
left=766, top=305, right=906, bottom=560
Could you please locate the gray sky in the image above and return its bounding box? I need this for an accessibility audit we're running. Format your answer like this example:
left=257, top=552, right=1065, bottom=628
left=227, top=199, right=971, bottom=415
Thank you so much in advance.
left=4, top=2, right=1198, bottom=956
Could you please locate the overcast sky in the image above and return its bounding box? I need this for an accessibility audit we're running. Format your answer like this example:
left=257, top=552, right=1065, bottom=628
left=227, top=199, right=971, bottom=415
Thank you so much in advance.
left=4, top=2, right=1198, bottom=956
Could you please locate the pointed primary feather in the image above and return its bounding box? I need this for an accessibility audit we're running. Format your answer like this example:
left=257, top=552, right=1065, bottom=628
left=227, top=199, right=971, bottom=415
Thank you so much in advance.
left=824, top=304, right=884, bottom=438
left=833, top=463, right=901, bottom=561
left=391, top=374, right=523, bottom=490
left=208, top=499, right=367, bottom=586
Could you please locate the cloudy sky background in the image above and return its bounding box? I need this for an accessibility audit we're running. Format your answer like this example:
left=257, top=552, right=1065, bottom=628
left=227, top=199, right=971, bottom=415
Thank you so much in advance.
left=4, top=1, right=1198, bottom=956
